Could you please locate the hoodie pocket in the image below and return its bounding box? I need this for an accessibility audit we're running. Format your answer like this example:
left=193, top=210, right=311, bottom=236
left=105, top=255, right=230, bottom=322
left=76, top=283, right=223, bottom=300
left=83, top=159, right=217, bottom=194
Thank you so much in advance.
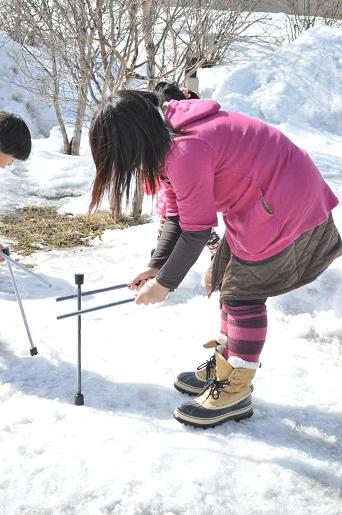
left=261, top=190, right=273, bottom=214
left=228, top=189, right=279, bottom=256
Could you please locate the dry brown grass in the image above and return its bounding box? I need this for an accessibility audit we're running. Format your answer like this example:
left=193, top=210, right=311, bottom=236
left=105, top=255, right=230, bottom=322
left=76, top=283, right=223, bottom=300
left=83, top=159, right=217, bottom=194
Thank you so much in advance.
left=0, top=206, right=149, bottom=256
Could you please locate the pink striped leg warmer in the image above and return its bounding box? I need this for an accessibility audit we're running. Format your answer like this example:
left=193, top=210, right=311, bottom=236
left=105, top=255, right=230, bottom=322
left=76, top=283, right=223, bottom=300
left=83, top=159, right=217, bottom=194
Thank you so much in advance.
left=220, top=303, right=228, bottom=337
left=223, top=304, right=267, bottom=362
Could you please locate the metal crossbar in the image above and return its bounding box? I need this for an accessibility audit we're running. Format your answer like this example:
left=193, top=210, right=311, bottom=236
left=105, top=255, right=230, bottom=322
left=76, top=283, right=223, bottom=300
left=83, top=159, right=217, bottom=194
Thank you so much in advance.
left=57, top=297, right=135, bottom=319
left=56, top=283, right=127, bottom=302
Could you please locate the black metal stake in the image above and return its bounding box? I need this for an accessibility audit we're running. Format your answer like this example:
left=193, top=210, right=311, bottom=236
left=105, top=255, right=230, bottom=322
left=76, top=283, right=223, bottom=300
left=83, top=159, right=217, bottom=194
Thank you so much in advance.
left=56, top=278, right=135, bottom=405
left=74, top=274, right=84, bottom=406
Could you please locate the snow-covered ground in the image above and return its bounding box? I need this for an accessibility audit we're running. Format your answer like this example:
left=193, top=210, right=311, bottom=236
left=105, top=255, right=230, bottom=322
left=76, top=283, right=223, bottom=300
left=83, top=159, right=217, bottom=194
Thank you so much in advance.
left=0, top=25, right=341, bottom=515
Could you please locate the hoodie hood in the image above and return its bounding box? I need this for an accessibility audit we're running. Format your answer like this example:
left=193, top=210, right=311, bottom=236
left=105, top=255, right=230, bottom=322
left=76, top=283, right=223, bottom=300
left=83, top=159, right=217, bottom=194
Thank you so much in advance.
left=165, top=99, right=221, bottom=129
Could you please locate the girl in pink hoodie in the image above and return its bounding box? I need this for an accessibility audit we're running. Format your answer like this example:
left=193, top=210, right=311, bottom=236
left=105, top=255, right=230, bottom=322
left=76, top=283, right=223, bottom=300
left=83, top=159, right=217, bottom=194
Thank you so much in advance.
left=89, top=90, right=341, bottom=429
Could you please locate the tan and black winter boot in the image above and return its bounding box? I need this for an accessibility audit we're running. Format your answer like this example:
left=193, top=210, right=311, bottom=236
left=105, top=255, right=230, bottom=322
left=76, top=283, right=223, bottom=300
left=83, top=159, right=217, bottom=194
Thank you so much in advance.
left=173, top=335, right=227, bottom=396
left=173, top=352, right=256, bottom=428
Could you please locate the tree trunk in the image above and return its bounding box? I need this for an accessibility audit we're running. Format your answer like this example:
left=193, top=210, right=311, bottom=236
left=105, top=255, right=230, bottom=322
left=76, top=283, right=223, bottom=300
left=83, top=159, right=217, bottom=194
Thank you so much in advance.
left=131, top=180, right=144, bottom=220
left=142, top=0, right=156, bottom=90
left=55, top=101, right=72, bottom=155
left=52, top=56, right=72, bottom=154
left=108, top=189, right=122, bottom=221
left=126, top=1, right=156, bottom=220
left=71, top=93, right=87, bottom=155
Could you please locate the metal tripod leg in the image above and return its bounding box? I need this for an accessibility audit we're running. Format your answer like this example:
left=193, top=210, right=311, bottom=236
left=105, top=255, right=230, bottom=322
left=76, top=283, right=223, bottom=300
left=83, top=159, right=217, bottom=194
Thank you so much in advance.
left=6, top=257, right=38, bottom=356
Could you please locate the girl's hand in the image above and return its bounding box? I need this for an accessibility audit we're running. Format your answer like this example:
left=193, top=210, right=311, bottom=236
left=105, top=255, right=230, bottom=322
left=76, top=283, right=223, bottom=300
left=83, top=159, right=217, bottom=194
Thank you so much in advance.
left=134, top=278, right=170, bottom=305
left=128, top=267, right=158, bottom=291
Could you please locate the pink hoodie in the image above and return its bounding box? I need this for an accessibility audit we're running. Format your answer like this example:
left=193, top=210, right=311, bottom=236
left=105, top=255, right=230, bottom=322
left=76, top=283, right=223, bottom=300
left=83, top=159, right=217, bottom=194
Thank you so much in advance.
left=162, top=99, right=339, bottom=261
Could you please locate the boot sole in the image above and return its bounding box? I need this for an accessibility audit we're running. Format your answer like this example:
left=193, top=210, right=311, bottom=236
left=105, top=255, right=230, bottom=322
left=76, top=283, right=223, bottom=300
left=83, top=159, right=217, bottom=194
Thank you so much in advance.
left=174, top=380, right=254, bottom=397
left=173, top=406, right=253, bottom=429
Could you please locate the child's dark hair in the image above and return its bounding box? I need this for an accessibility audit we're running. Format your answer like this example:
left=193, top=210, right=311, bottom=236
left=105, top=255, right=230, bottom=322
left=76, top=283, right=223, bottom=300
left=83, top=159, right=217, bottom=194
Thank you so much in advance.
left=0, top=112, right=31, bottom=160
left=154, top=81, right=200, bottom=101
left=89, top=89, right=185, bottom=216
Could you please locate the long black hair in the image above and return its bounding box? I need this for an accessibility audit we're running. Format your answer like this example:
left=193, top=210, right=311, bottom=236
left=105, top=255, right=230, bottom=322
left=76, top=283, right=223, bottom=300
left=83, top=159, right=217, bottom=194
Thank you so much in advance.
left=89, top=90, right=185, bottom=215
left=154, top=81, right=200, bottom=101
left=0, top=112, right=31, bottom=160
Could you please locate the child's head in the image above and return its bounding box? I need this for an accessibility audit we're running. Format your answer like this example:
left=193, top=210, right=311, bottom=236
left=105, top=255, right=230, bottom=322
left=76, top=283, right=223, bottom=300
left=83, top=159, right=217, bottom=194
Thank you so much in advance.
left=89, top=90, right=183, bottom=216
left=154, top=81, right=199, bottom=101
left=0, top=112, right=31, bottom=167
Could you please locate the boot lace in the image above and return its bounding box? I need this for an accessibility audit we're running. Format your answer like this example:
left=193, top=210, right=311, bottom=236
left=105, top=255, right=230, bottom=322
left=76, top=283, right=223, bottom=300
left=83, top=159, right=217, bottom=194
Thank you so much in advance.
left=202, top=377, right=231, bottom=400
left=197, top=355, right=216, bottom=381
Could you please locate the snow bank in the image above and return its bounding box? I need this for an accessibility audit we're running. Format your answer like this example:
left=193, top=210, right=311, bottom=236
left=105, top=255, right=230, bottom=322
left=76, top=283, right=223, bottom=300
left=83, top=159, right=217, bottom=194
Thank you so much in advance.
left=199, top=25, right=342, bottom=135
left=0, top=34, right=56, bottom=138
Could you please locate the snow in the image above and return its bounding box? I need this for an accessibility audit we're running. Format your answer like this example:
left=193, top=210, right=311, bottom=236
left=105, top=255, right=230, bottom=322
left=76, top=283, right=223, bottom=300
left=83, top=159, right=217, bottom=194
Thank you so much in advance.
left=0, top=24, right=342, bottom=515
left=199, top=25, right=342, bottom=134
left=0, top=35, right=57, bottom=139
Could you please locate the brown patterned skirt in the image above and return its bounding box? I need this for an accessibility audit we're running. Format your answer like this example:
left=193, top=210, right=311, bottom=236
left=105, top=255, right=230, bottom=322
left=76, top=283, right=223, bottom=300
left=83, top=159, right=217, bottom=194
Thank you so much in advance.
left=205, top=213, right=342, bottom=302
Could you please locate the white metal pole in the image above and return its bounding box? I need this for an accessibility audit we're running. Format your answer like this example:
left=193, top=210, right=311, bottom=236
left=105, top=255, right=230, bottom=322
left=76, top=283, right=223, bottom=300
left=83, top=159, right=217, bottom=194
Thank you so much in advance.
left=7, top=260, right=38, bottom=356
